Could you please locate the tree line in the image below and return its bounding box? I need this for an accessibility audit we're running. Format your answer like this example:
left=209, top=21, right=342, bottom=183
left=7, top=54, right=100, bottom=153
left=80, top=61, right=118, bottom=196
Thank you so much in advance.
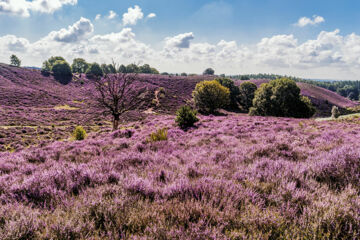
left=40, top=56, right=160, bottom=77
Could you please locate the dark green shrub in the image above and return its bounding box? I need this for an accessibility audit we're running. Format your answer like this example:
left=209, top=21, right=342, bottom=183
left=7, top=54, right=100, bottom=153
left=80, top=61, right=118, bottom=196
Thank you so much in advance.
left=203, top=68, right=215, bottom=75
left=239, top=82, right=257, bottom=112
left=86, top=63, right=103, bottom=77
left=215, top=78, right=240, bottom=108
left=149, top=128, right=168, bottom=142
left=332, top=106, right=341, bottom=119
left=73, top=126, right=87, bottom=141
left=193, top=80, right=230, bottom=113
left=249, top=78, right=315, bottom=118
left=175, top=105, right=199, bottom=129
left=52, top=60, right=72, bottom=76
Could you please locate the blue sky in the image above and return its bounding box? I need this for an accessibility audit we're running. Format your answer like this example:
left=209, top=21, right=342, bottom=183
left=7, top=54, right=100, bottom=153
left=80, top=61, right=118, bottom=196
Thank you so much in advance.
left=1, top=0, right=360, bottom=79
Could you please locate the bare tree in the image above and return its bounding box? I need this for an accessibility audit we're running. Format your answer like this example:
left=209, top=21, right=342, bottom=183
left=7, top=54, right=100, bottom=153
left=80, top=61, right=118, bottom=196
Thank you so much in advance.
left=94, top=73, right=147, bottom=130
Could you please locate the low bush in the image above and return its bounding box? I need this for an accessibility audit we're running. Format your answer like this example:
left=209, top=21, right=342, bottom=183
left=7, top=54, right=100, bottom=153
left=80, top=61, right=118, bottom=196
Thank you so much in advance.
left=73, top=126, right=87, bottom=141
left=149, top=128, right=168, bottom=142
left=332, top=106, right=341, bottom=119
left=175, top=105, right=199, bottom=129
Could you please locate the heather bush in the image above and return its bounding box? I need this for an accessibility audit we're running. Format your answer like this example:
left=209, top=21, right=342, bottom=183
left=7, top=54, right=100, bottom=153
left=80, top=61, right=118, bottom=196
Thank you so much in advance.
left=73, top=126, right=87, bottom=141
left=193, top=80, right=230, bottom=113
left=149, top=128, right=168, bottom=142
left=175, top=105, right=199, bottom=129
left=332, top=105, right=341, bottom=118
left=250, top=78, right=315, bottom=118
left=2, top=109, right=360, bottom=238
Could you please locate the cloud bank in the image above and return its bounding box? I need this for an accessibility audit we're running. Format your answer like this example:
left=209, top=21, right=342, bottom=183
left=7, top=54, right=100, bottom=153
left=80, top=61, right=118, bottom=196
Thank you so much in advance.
left=0, top=0, right=77, bottom=17
left=1, top=16, right=360, bottom=79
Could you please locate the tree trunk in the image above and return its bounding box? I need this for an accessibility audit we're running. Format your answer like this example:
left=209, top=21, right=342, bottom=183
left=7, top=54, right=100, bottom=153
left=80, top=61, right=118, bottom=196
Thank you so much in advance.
left=113, top=115, right=120, bottom=131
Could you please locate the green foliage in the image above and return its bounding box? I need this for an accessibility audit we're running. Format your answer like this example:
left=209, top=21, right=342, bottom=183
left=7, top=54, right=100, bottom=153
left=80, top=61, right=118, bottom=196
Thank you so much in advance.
left=86, top=63, right=103, bottom=77
left=193, top=80, right=230, bottom=113
left=203, top=68, right=215, bottom=75
left=48, top=56, right=66, bottom=66
left=42, top=56, right=66, bottom=74
left=332, top=106, right=341, bottom=119
left=239, top=82, right=258, bottom=112
left=118, top=64, right=127, bottom=73
left=215, top=78, right=240, bottom=108
left=139, top=64, right=152, bottom=74
left=73, top=126, right=87, bottom=141
left=52, top=60, right=72, bottom=76
left=126, top=64, right=140, bottom=73
left=149, top=128, right=168, bottom=142
left=249, top=78, right=315, bottom=118
left=181, top=72, right=187, bottom=76
left=175, top=105, right=199, bottom=129
left=10, top=54, right=21, bottom=67
left=41, top=60, right=51, bottom=74
left=71, top=58, right=89, bottom=73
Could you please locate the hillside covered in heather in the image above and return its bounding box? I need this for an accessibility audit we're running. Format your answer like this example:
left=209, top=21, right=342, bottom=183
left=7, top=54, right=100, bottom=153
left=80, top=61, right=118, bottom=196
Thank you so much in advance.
left=2, top=63, right=360, bottom=239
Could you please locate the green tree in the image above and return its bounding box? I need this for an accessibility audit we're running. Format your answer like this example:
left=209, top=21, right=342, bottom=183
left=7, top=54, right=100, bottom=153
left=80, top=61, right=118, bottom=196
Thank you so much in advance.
left=118, top=64, right=127, bottom=73
left=101, top=64, right=110, bottom=74
left=215, top=78, right=240, bottom=108
left=86, top=63, right=103, bottom=77
left=41, top=56, right=66, bottom=74
left=151, top=67, right=159, bottom=74
left=10, top=55, right=21, bottom=67
left=126, top=64, right=139, bottom=73
left=203, top=68, right=215, bottom=75
left=139, top=64, right=152, bottom=73
left=52, top=60, right=72, bottom=76
left=71, top=58, right=89, bottom=73
left=48, top=56, right=66, bottom=66
left=193, top=80, right=230, bottom=113
left=249, top=78, right=315, bottom=118
left=239, top=82, right=257, bottom=112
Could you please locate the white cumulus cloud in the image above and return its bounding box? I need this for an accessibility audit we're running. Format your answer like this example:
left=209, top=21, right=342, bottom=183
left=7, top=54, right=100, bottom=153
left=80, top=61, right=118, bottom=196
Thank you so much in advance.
left=122, top=5, right=144, bottom=26
left=295, top=15, right=325, bottom=27
left=165, top=32, right=195, bottom=49
left=0, top=0, right=77, bottom=17
left=95, top=14, right=101, bottom=21
left=47, top=17, right=94, bottom=43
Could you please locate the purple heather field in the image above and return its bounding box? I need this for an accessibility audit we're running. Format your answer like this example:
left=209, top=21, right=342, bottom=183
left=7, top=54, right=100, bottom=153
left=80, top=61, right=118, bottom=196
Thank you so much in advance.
left=1, top=64, right=360, bottom=239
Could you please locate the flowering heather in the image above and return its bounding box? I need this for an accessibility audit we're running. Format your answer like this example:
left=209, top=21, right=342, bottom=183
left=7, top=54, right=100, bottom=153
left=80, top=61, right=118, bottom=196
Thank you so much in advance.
left=1, top=113, right=360, bottom=239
